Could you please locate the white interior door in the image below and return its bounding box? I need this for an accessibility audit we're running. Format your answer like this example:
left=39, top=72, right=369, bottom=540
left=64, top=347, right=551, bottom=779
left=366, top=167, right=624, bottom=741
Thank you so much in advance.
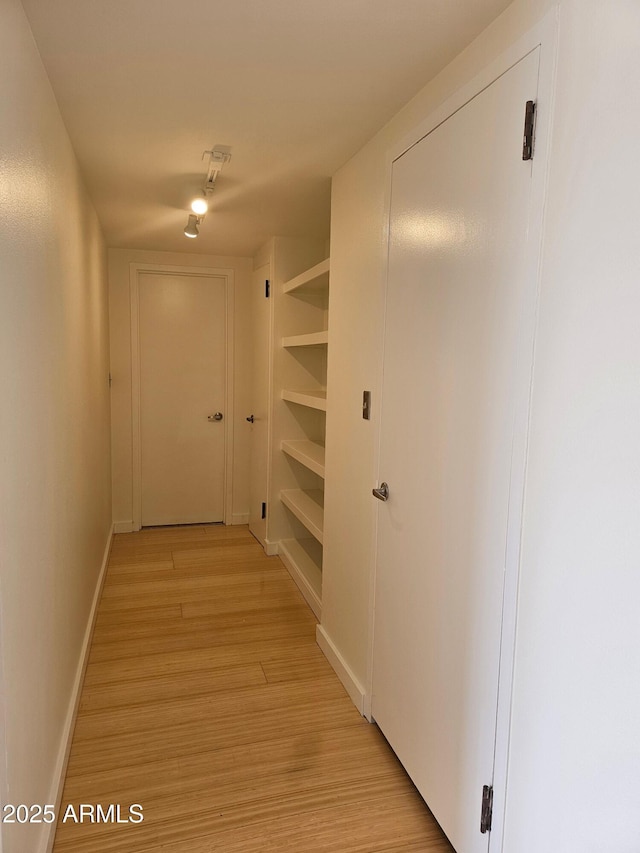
left=372, top=50, right=540, bottom=853
left=248, top=262, right=272, bottom=546
left=139, top=272, right=226, bottom=526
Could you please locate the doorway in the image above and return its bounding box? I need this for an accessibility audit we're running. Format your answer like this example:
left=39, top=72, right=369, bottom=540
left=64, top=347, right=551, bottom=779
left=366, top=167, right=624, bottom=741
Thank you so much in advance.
left=130, top=264, right=234, bottom=529
left=372, top=48, right=542, bottom=853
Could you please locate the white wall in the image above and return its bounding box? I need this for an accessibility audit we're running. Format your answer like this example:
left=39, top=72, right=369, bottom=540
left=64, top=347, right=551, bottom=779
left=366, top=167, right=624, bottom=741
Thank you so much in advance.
left=326, top=0, right=640, bottom=848
left=505, top=2, right=640, bottom=849
left=0, top=1, right=112, bottom=850
left=323, top=0, right=554, bottom=704
left=108, top=248, right=253, bottom=528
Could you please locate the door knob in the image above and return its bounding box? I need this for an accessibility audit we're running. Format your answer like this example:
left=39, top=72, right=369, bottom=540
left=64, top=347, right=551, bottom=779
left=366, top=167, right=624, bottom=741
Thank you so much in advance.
left=372, top=482, right=389, bottom=502
left=246, top=414, right=255, bottom=423
left=208, top=412, right=223, bottom=421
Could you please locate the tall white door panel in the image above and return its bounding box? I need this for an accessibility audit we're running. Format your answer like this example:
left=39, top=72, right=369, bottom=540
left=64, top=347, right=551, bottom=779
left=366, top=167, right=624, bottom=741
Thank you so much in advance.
left=373, top=50, right=540, bottom=853
left=139, top=272, right=226, bottom=526
left=248, top=262, right=272, bottom=545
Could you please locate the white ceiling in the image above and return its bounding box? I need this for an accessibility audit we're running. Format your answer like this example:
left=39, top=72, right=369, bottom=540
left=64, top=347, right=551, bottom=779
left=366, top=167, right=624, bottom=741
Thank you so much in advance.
left=22, top=0, right=512, bottom=257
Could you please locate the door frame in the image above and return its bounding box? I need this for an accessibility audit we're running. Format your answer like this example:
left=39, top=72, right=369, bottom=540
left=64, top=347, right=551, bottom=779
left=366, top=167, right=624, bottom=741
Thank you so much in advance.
left=129, top=263, right=235, bottom=531
left=368, top=11, right=558, bottom=852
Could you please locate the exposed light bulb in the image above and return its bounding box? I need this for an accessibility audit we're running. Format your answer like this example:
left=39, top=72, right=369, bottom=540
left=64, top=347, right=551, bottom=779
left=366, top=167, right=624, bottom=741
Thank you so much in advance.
left=184, top=214, right=199, bottom=238
left=191, top=194, right=208, bottom=215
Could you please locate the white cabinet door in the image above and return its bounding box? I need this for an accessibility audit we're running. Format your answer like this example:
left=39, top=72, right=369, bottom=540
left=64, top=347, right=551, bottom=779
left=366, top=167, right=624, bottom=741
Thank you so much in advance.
left=139, top=272, right=226, bottom=526
left=373, top=50, right=539, bottom=853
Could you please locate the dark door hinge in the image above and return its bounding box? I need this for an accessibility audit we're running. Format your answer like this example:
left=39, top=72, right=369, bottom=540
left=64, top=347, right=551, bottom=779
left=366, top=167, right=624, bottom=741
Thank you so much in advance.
left=261, top=502, right=267, bottom=520
left=265, top=279, right=271, bottom=298
left=480, top=785, right=493, bottom=834
left=522, top=100, right=536, bottom=161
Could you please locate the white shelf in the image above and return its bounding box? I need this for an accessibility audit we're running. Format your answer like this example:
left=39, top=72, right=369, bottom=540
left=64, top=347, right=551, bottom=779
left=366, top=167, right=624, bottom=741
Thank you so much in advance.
left=280, top=489, right=324, bottom=544
left=282, top=258, right=330, bottom=294
left=281, top=388, right=327, bottom=411
left=282, top=330, right=328, bottom=348
left=281, top=439, right=325, bottom=478
left=279, top=538, right=322, bottom=619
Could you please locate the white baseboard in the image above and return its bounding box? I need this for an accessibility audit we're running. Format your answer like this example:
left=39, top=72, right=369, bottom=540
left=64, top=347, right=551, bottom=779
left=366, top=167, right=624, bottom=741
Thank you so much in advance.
left=117, top=517, right=250, bottom=531
left=43, top=523, right=114, bottom=853
left=264, top=538, right=279, bottom=557
left=316, top=624, right=366, bottom=717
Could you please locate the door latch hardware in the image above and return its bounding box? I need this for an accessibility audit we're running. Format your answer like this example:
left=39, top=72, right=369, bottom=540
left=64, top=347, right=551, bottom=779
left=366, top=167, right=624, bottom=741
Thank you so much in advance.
left=246, top=414, right=255, bottom=423
left=522, top=100, right=536, bottom=161
left=372, top=482, right=389, bottom=502
left=363, top=390, right=371, bottom=420
left=480, top=785, right=493, bottom=834
left=208, top=412, right=223, bottom=421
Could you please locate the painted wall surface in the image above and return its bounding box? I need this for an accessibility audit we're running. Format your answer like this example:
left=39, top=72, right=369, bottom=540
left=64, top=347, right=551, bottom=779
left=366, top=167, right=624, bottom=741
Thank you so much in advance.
left=108, top=249, right=253, bottom=527
left=324, top=0, right=554, bottom=703
left=327, top=0, right=640, bottom=847
left=0, top=1, right=112, bottom=850
left=505, top=2, right=640, bottom=849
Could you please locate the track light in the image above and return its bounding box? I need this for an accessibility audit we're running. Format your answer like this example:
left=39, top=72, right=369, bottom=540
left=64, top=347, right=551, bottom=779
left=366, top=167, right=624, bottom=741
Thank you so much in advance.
left=181, top=145, right=231, bottom=239
left=184, top=214, right=200, bottom=238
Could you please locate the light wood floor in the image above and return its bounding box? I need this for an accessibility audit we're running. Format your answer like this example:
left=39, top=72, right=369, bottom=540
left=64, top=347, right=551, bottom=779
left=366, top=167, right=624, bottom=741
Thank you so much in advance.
left=53, top=524, right=454, bottom=853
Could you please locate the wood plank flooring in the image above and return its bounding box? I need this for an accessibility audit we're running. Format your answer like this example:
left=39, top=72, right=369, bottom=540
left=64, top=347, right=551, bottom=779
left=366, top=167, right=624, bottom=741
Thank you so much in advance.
left=53, top=524, right=454, bottom=853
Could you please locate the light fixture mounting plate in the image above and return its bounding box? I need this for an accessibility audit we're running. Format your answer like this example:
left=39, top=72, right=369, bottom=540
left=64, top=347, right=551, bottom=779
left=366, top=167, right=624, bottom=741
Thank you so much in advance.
left=203, top=145, right=231, bottom=189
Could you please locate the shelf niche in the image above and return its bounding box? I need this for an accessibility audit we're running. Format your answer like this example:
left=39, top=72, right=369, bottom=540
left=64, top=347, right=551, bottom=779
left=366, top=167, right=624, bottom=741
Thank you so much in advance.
left=281, top=439, right=325, bottom=479
left=275, top=255, right=330, bottom=621
left=279, top=538, right=322, bottom=618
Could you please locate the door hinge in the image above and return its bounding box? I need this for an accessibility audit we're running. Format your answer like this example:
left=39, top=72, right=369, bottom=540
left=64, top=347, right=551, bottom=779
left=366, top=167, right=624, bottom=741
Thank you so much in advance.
left=522, top=100, right=536, bottom=161
left=480, top=785, right=493, bottom=834
left=261, top=502, right=267, bottom=520
left=265, top=279, right=271, bottom=298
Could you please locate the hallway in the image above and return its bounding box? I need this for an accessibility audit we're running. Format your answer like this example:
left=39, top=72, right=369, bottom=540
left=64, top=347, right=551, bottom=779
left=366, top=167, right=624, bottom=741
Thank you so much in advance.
left=53, top=525, right=453, bottom=852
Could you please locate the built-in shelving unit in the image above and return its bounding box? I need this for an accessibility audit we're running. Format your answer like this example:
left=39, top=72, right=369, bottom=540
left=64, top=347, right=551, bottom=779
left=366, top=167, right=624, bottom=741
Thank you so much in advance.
left=281, top=388, right=327, bottom=411
left=275, top=254, right=330, bottom=619
left=281, top=439, right=325, bottom=478
left=280, top=488, right=324, bottom=543
left=278, top=538, right=323, bottom=618
left=282, top=330, right=329, bottom=348
left=282, top=258, right=330, bottom=295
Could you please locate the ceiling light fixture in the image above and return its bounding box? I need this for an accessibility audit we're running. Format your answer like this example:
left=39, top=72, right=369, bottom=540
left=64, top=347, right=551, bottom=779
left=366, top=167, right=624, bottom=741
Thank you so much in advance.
left=190, top=192, right=209, bottom=216
left=184, top=214, right=200, bottom=238
left=183, top=145, right=231, bottom=239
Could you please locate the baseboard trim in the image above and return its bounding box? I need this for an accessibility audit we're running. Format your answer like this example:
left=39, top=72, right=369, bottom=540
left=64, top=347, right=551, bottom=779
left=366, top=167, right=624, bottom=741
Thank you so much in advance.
left=43, top=522, right=114, bottom=853
left=264, top=538, right=279, bottom=557
left=116, top=517, right=250, bottom=531
left=316, top=624, right=366, bottom=717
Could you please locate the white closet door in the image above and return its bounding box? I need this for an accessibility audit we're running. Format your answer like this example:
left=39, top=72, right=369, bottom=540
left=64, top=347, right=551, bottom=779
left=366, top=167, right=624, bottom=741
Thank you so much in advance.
left=248, top=262, right=272, bottom=545
left=139, top=272, right=226, bottom=526
left=373, top=50, right=539, bottom=853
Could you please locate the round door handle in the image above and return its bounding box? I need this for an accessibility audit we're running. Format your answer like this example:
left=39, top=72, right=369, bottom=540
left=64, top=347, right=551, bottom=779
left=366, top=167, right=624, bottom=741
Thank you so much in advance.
left=246, top=415, right=255, bottom=423
left=207, top=412, right=223, bottom=421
